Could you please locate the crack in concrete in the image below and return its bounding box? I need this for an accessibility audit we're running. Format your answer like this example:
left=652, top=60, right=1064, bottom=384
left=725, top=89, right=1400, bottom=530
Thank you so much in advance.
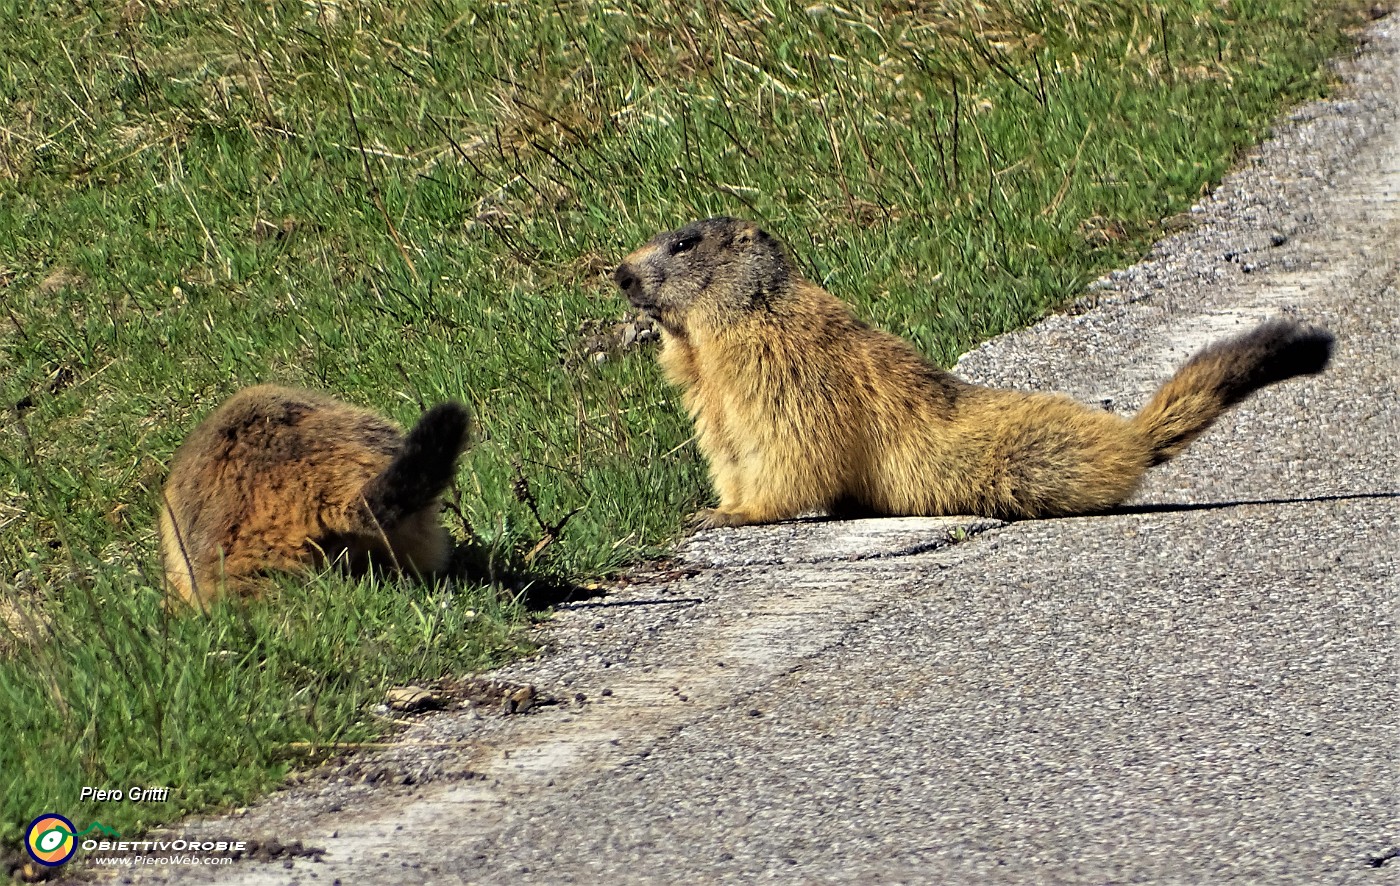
left=681, top=516, right=1004, bottom=568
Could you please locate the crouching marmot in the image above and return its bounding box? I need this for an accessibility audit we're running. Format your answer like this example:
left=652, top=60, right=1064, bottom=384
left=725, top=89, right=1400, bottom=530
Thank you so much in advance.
left=159, top=385, right=470, bottom=607
left=614, top=217, right=1334, bottom=527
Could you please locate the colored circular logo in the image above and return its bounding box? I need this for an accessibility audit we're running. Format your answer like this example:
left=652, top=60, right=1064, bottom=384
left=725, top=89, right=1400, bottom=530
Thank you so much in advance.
left=25, top=813, right=77, bottom=867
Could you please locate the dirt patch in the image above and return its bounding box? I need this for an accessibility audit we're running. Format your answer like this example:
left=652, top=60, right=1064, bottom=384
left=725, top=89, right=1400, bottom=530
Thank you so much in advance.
left=569, top=311, right=659, bottom=368
left=36, top=268, right=85, bottom=296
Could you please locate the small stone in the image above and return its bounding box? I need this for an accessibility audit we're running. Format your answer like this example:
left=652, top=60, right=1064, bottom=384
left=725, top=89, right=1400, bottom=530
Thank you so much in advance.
left=385, top=686, right=441, bottom=712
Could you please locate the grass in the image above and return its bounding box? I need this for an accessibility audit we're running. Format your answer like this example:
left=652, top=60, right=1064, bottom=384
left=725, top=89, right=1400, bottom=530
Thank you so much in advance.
left=0, top=568, right=527, bottom=851
left=0, top=0, right=1372, bottom=858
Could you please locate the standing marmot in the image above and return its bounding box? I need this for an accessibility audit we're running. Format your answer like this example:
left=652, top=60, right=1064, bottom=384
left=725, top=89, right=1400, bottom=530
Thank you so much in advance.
left=614, top=217, right=1334, bottom=527
left=159, top=385, right=470, bottom=608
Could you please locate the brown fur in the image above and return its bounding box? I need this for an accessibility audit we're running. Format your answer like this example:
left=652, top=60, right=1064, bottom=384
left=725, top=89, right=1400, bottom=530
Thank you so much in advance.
left=159, top=385, right=470, bottom=608
left=614, top=217, right=1334, bottom=527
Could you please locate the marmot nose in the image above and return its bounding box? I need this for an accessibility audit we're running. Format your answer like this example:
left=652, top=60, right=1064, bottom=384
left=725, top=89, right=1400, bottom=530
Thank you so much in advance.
left=613, top=264, right=638, bottom=294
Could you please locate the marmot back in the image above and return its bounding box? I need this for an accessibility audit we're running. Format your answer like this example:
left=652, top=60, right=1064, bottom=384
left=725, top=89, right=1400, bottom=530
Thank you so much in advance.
left=159, top=385, right=470, bottom=608
left=614, top=217, right=1333, bottom=527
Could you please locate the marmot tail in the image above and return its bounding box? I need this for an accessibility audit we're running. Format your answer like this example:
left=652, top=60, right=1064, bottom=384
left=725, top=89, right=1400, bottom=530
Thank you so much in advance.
left=1130, top=318, right=1334, bottom=466
left=359, top=402, right=471, bottom=528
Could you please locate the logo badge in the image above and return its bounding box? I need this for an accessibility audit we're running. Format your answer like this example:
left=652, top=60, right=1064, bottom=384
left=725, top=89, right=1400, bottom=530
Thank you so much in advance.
left=24, top=813, right=78, bottom=867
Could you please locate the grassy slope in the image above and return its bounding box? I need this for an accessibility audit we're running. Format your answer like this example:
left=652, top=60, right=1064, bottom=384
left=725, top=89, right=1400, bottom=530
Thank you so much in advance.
left=0, top=0, right=1368, bottom=851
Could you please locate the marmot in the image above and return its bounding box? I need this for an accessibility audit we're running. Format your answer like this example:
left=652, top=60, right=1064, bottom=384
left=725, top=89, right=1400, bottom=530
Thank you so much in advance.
left=159, top=385, right=470, bottom=608
left=613, top=217, right=1334, bottom=527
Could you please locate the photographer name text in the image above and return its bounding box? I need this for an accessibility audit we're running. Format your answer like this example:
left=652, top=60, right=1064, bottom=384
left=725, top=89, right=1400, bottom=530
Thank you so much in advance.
left=80, top=786, right=171, bottom=803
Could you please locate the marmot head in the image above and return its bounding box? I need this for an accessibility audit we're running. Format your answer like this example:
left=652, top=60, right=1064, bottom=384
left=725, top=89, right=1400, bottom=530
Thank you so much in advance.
left=614, top=217, right=791, bottom=334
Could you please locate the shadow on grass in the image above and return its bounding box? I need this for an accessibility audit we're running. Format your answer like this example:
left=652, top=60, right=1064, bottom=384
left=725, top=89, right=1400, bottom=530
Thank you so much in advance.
left=445, top=540, right=602, bottom=611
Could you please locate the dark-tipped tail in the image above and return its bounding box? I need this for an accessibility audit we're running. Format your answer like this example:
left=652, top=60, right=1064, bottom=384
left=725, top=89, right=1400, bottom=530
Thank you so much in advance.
left=360, top=401, right=472, bottom=529
left=1131, top=318, right=1333, bottom=465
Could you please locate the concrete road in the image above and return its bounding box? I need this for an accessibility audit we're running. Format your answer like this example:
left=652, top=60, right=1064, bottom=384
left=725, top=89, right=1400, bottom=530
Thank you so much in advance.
left=117, top=15, right=1397, bottom=886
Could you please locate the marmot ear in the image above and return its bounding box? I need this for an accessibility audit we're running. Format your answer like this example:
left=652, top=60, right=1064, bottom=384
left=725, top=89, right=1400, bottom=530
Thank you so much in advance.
left=735, top=227, right=756, bottom=246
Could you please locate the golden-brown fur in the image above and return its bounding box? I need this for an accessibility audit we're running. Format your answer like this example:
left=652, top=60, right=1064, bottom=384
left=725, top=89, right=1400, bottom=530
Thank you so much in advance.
left=159, top=385, right=470, bottom=608
left=614, top=217, right=1334, bottom=527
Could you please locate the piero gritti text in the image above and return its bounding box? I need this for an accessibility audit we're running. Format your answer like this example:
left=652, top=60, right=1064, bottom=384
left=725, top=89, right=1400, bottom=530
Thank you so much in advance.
left=80, top=786, right=171, bottom=803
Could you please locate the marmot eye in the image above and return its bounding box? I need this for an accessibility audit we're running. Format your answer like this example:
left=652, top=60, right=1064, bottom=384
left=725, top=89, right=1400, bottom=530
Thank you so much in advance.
left=670, top=235, right=701, bottom=256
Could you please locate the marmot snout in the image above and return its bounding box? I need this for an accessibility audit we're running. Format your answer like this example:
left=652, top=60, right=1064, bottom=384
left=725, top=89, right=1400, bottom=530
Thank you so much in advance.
left=159, top=385, right=471, bottom=608
left=616, top=217, right=1334, bottom=527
